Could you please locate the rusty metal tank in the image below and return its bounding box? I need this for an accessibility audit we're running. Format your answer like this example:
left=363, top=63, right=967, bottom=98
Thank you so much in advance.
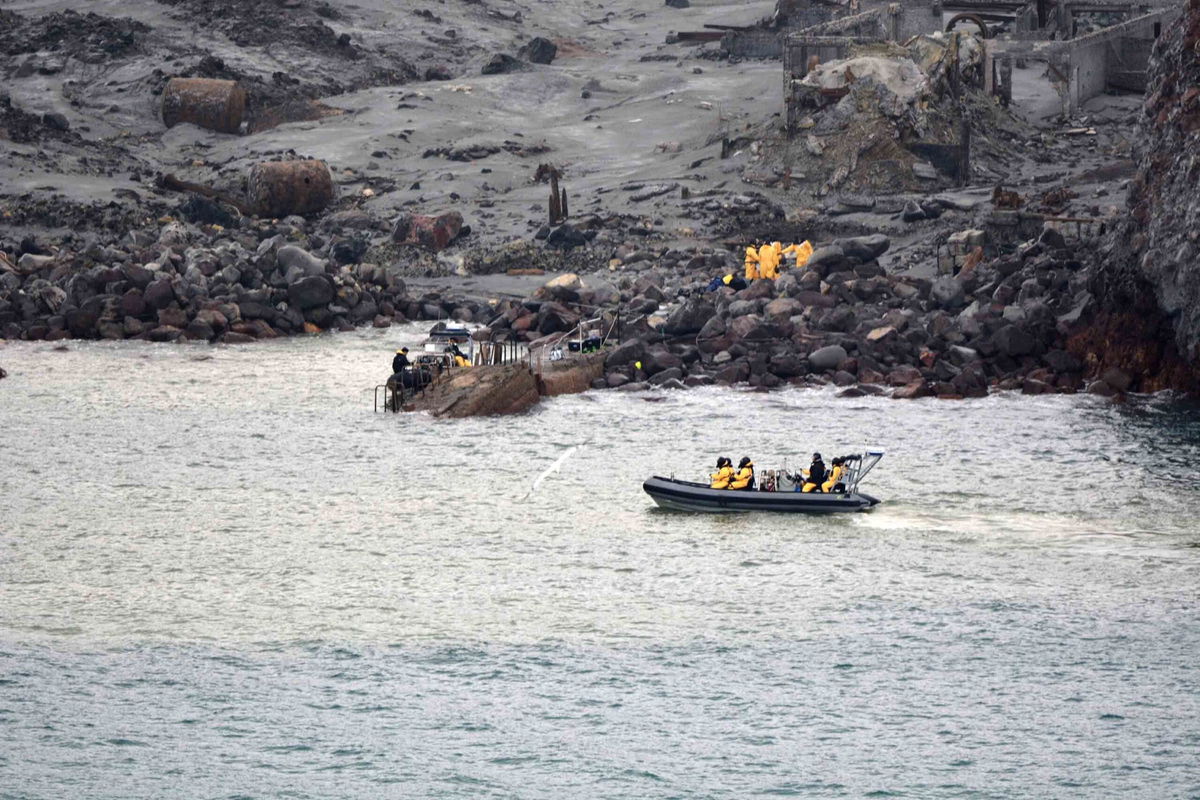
left=246, top=160, right=335, bottom=218
left=161, top=77, right=247, bottom=135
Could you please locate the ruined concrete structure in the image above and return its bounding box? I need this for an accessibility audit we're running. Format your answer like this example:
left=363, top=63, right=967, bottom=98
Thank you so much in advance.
left=778, top=0, right=1180, bottom=130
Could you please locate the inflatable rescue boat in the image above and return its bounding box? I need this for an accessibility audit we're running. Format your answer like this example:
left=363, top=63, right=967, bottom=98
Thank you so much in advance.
left=644, top=451, right=884, bottom=514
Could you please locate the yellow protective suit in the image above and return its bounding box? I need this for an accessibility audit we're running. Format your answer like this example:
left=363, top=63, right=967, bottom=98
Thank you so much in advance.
left=800, top=467, right=822, bottom=493
left=454, top=355, right=471, bottom=368
left=730, top=464, right=755, bottom=491
left=758, top=242, right=781, bottom=280
left=821, top=464, right=843, bottom=493
left=710, top=466, right=734, bottom=489
left=783, top=240, right=814, bottom=269
left=743, top=246, right=760, bottom=280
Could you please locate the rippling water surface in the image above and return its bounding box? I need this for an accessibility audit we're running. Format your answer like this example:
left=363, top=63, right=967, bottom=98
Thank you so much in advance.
left=1, top=327, right=1199, bottom=798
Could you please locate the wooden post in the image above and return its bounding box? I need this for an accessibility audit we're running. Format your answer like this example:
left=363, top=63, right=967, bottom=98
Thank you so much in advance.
left=548, top=169, right=561, bottom=225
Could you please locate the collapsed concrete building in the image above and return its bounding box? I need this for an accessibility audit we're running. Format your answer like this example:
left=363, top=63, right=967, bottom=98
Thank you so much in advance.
left=710, top=0, right=1180, bottom=198
left=775, top=0, right=1179, bottom=126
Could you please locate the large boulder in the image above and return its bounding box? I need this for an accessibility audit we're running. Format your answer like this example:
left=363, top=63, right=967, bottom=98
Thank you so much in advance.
left=65, top=308, right=98, bottom=338
left=763, top=297, right=802, bottom=318
left=663, top=298, right=715, bottom=335
left=805, top=245, right=848, bottom=275
left=807, top=344, right=847, bottom=371
left=834, top=234, right=890, bottom=262
left=738, top=279, right=776, bottom=301
left=275, top=245, right=326, bottom=277
left=643, top=347, right=683, bottom=375
left=892, top=379, right=934, bottom=399
left=605, top=337, right=647, bottom=367
left=288, top=275, right=334, bottom=309
left=121, top=263, right=155, bottom=290
left=545, top=224, right=589, bottom=250
left=391, top=211, right=465, bottom=252
left=143, top=278, right=176, bottom=310
left=991, top=323, right=1036, bottom=357
left=518, top=37, right=557, bottom=65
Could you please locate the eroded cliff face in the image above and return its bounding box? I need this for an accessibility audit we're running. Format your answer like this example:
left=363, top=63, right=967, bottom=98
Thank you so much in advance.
left=1087, top=2, right=1200, bottom=392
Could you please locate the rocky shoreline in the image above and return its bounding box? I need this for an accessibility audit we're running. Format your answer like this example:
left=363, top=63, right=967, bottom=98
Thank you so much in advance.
left=2, top=0, right=1198, bottom=403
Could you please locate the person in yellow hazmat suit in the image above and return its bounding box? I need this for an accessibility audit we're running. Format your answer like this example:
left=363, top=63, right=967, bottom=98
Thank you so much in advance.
left=782, top=240, right=814, bottom=269
left=758, top=242, right=781, bottom=280
left=730, top=457, right=755, bottom=490
left=449, top=341, right=471, bottom=368
left=800, top=452, right=827, bottom=493
left=743, top=245, right=760, bottom=280
left=710, top=457, right=734, bottom=489
left=821, top=457, right=845, bottom=493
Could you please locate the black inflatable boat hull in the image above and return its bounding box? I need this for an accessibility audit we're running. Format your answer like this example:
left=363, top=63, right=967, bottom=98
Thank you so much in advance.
left=643, top=476, right=879, bottom=513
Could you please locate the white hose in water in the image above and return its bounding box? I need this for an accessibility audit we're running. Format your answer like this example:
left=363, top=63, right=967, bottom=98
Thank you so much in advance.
left=524, top=438, right=592, bottom=499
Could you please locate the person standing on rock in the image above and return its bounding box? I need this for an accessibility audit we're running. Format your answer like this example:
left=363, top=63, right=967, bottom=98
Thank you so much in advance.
left=744, top=245, right=761, bottom=281
left=783, top=240, right=814, bottom=269
left=759, top=242, right=782, bottom=280
left=392, top=347, right=410, bottom=374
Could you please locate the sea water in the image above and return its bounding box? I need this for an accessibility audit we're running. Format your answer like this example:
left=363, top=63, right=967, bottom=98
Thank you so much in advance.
left=1, top=326, right=1198, bottom=798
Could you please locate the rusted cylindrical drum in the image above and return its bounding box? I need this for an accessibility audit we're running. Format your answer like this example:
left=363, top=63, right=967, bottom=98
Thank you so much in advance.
left=246, top=160, right=335, bottom=218
left=161, top=77, right=246, bottom=135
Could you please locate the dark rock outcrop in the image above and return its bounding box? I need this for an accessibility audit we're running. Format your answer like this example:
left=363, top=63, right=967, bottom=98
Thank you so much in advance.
left=1085, top=3, right=1200, bottom=391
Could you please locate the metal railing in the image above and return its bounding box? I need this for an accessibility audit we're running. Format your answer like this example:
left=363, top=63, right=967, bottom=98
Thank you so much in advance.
left=528, top=310, right=620, bottom=373
left=474, top=339, right=530, bottom=366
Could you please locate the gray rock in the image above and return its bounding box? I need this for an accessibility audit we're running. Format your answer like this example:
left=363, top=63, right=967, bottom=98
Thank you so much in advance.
left=901, top=201, right=927, bottom=222
left=546, top=224, right=589, bottom=250
left=991, top=324, right=1036, bottom=357
left=805, top=245, right=847, bottom=275
left=663, top=297, right=715, bottom=335
left=17, top=253, right=55, bottom=273
left=727, top=299, right=759, bottom=318
left=807, top=344, right=847, bottom=371
left=288, top=276, right=334, bottom=310
left=605, top=337, right=646, bottom=367
left=276, top=246, right=326, bottom=277
left=648, top=367, right=684, bottom=385
left=834, top=234, right=890, bottom=262
left=482, top=53, right=524, bottom=75
left=1100, top=366, right=1133, bottom=392
left=1039, top=226, right=1068, bottom=250
left=519, top=37, right=557, bottom=64
left=929, top=276, right=966, bottom=310
left=143, top=279, right=176, bottom=310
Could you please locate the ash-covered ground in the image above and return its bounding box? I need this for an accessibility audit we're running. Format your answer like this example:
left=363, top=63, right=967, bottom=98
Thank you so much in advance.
left=1, top=0, right=1190, bottom=398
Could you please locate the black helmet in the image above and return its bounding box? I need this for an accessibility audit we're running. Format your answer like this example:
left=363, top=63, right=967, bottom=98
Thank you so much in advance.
left=738, top=456, right=752, bottom=468
left=812, top=452, right=822, bottom=460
